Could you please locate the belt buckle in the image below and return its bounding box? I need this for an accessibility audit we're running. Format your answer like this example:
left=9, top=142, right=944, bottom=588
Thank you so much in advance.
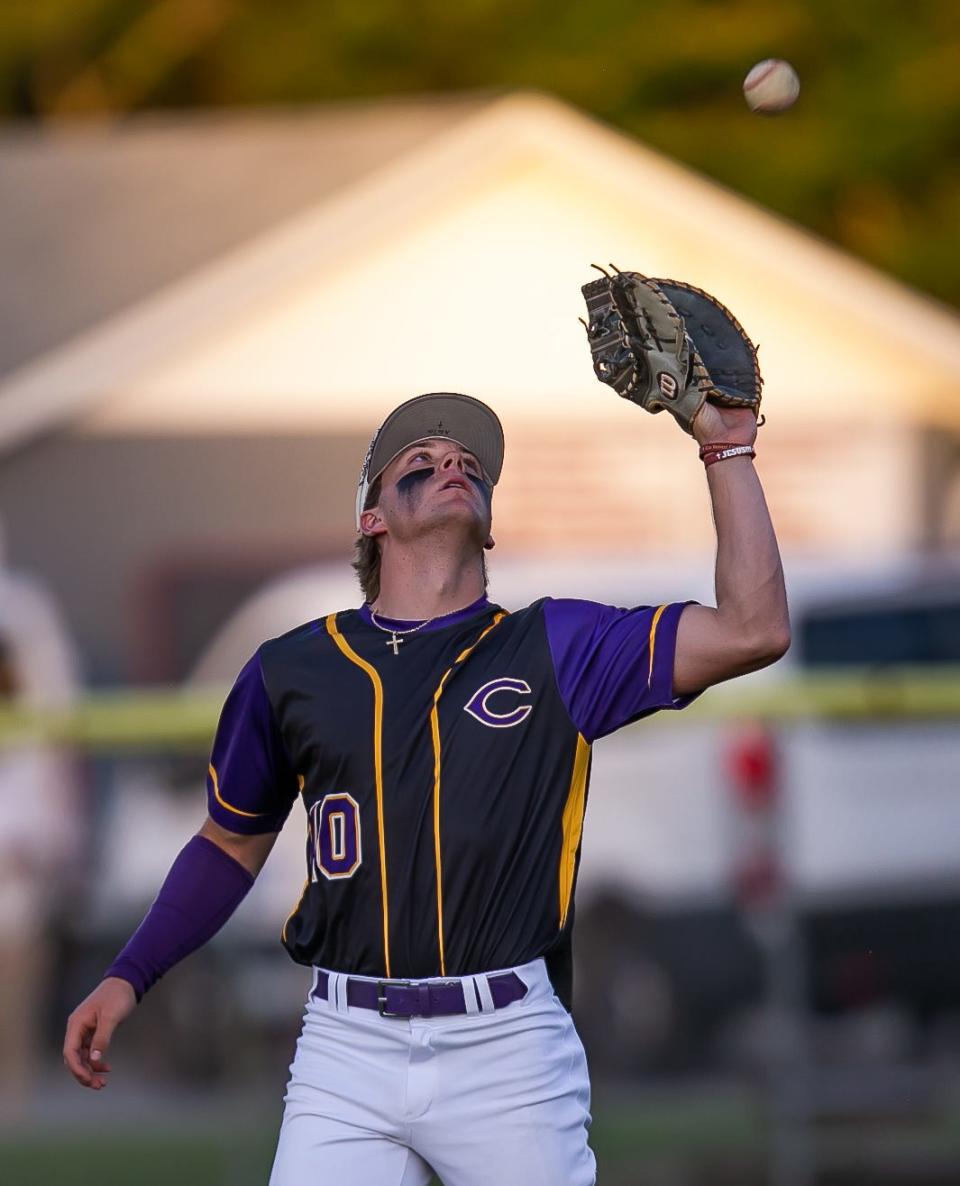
left=376, top=979, right=411, bottom=1017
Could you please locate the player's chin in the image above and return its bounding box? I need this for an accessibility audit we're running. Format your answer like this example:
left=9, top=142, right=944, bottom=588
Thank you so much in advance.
left=429, top=500, right=490, bottom=540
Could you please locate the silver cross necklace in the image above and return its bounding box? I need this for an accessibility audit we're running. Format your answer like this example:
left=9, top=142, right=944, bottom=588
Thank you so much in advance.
left=369, top=608, right=436, bottom=656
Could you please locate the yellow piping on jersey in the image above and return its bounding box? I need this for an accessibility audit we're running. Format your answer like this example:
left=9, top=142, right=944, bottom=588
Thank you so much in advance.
left=647, top=604, right=668, bottom=689
left=325, top=612, right=393, bottom=978
left=282, top=876, right=310, bottom=945
left=558, top=734, right=590, bottom=930
left=208, top=762, right=270, bottom=819
left=429, top=611, right=508, bottom=976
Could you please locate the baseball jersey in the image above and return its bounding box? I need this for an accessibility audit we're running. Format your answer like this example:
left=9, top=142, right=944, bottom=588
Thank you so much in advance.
left=206, top=596, right=695, bottom=1007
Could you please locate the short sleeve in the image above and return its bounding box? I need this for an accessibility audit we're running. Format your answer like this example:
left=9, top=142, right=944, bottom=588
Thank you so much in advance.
left=544, top=598, right=699, bottom=743
left=206, top=652, right=301, bottom=835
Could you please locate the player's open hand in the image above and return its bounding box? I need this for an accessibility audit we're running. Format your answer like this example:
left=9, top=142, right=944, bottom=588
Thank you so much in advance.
left=63, top=976, right=137, bottom=1089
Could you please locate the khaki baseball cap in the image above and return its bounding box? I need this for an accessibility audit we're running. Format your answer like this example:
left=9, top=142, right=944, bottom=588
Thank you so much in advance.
left=355, top=393, right=505, bottom=528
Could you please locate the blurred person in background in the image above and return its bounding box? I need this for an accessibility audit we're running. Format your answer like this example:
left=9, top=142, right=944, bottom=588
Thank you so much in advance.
left=0, top=522, right=82, bottom=1121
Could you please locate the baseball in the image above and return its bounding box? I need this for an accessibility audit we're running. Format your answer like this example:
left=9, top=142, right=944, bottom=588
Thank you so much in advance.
left=743, top=59, right=800, bottom=114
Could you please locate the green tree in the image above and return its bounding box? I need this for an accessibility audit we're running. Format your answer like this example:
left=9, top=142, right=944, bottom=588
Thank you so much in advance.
left=2, top=0, right=958, bottom=307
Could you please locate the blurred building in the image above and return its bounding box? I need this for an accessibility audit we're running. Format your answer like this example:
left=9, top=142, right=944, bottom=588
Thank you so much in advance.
left=0, top=92, right=959, bottom=680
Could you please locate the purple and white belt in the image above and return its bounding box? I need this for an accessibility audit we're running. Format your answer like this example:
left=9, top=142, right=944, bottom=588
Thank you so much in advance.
left=311, top=969, right=528, bottom=1018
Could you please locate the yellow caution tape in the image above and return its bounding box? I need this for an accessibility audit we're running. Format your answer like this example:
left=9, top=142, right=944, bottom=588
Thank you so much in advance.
left=0, top=669, right=958, bottom=752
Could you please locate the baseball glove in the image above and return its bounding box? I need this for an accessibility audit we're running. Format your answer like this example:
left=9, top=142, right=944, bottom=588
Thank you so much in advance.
left=580, top=267, right=763, bottom=434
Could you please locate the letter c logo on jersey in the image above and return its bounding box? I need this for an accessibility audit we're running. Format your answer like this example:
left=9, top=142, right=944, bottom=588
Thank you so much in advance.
left=463, top=678, right=533, bottom=729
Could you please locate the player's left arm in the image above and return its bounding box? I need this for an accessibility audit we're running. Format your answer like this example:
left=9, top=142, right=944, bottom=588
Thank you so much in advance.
left=673, top=405, right=790, bottom=696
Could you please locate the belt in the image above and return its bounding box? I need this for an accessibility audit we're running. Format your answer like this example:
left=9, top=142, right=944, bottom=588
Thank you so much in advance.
left=312, top=969, right=528, bottom=1018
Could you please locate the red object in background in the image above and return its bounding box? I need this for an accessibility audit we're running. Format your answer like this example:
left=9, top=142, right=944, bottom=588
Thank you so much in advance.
left=732, top=853, right=782, bottom=904
left=727, top=725, right=778, bottom=810
left=727, top=725, right=782, bottom=913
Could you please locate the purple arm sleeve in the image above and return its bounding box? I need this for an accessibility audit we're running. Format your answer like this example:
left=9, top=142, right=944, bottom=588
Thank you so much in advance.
left=104, top=835, right=254, bottom=1001
left=544, top=598, right=699, bottom=743
left=206, top=651, right=300, bottom=835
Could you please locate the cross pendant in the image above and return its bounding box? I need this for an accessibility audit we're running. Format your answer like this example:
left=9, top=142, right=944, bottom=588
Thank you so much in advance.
left=386, top=633, right=403, bottom=656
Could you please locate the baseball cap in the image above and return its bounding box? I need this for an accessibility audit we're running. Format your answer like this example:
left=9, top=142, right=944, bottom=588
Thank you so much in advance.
left=355, top=393, right=505, bottom=528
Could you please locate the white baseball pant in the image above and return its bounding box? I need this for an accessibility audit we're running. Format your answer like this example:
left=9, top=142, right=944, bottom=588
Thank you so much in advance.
left=269, top=957, right=596, bottom=1186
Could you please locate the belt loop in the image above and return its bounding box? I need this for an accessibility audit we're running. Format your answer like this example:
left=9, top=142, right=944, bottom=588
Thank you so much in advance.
left=327, top=971, right=348, bottom=1012
left=310, top=967, right=320, bottom=1001
left=463, top=976, right=480, bottom=1015
left=475, top=974, right=496, bottom=1014
left=418, top=984, right=432, bottom=1018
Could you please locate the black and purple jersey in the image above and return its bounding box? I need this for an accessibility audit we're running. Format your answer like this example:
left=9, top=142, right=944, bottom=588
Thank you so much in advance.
left=206, top=596, right=694, bottom=1006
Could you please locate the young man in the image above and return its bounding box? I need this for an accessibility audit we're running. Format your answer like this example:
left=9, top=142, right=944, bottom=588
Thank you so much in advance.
left=64, top=388, right=788, bottom=1186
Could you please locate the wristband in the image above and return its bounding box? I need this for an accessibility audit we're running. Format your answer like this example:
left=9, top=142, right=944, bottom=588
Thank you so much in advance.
left=698, top=441, right=750, bottom=459
left=105, top=835, right=254, bottom=1000
left=702, top=444, right=756, bottom=468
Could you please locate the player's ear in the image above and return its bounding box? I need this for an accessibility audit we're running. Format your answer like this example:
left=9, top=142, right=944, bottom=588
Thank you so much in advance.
left=359, top=508, right=386, bottom=537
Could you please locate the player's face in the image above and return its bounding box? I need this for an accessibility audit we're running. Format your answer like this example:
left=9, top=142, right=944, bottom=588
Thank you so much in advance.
left=374, top=439, right=493, bottom=546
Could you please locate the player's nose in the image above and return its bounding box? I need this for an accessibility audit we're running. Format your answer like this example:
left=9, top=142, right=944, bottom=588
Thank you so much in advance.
left=438, top=450, right=467, bottom=473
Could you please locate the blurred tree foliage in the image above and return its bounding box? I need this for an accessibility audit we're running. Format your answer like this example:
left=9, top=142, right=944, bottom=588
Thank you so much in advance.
left=1, top=0, right=958, bottom=307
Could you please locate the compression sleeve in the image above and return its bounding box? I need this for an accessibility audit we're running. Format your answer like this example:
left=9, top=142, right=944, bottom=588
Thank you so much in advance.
left=104, top=835, right=254, bottom=1001
left=544, top=597, right=700, bottom=742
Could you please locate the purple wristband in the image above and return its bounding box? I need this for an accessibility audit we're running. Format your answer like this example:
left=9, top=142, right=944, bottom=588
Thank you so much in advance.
left=105, top=835, right=255, bottom=1001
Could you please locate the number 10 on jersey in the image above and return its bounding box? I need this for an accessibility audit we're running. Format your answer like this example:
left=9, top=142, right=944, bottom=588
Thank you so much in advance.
left=307, top=793, right=363, bottom=880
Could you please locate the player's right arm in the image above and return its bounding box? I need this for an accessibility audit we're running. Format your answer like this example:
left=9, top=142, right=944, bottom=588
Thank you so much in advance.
left=63, top=651, right=300, bottom=1090
left=199, top=814, right=279, bottom=876
left=62, top=820, right=280, bottom=1089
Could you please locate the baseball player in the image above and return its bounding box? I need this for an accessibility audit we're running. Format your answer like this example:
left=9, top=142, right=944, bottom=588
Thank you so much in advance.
left=63, top=281, right=789, bottom=1185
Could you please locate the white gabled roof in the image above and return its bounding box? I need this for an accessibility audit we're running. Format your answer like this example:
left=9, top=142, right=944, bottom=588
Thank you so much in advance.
left=0, top=96, right=486, bottom=377
left=1, top=91, right=959, bottom=454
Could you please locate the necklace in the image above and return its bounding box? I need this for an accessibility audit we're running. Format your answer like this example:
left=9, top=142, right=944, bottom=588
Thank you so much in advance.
left=369, top=608, right=435, bottom=656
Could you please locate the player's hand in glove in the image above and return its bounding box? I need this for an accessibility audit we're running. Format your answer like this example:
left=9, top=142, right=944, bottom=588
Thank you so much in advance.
left=580, top=267, right=763, bottom=436
left=689, top=402, right=759, bottom=449
left=63, top=976, right=137, bottom=1089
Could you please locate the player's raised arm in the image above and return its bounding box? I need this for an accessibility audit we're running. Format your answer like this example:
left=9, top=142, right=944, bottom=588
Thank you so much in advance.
left=672, top=402, right=789, bottom=694
left=580, top=269, right=789, bottom=697
left=63, top=650, right=301, bottom=1090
